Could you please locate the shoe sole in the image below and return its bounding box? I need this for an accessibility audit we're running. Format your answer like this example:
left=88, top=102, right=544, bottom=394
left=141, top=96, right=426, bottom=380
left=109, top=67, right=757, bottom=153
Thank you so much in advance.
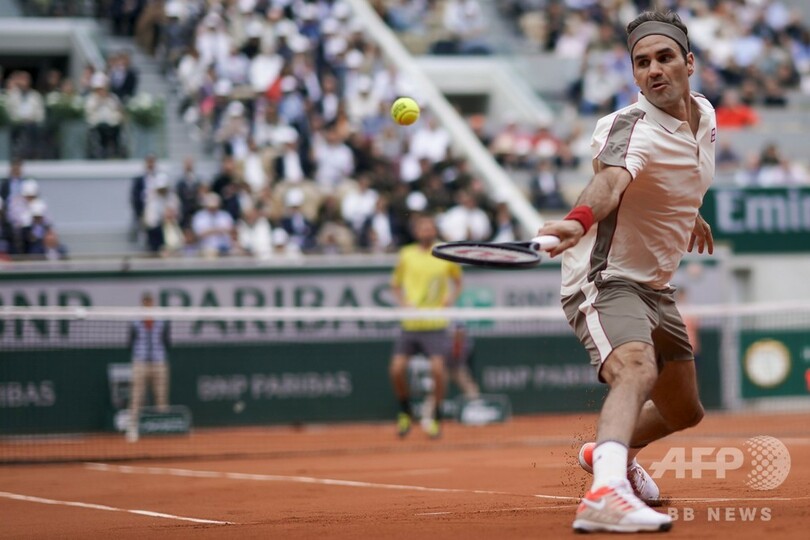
left=573, top=519, right=672, bottom=533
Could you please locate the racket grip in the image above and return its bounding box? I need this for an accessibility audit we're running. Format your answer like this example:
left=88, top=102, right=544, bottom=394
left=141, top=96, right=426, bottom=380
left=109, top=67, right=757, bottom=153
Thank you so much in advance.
left=529, top=235, right=561, bottom=251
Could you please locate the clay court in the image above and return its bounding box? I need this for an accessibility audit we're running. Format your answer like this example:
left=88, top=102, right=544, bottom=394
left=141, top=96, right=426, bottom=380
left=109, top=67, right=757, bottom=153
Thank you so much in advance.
left=1, top=410, right=807, bottom=539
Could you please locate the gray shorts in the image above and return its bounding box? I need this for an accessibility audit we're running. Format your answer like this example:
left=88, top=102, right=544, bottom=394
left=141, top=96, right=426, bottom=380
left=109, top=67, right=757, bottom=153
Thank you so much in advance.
left=562, top=278, right=693, bottom=380
left=393, top=329, right=451, bottom=358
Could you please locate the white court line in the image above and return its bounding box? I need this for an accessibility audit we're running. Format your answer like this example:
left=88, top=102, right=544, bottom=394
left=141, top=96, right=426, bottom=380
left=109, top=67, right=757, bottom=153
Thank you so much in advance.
left=417, top=504, right=578, bottom=516
left=86, top=463, right=580, bottom=501
left=666, top=496, right=810, bottom=503
left=364, top=468, right=453, bottom=478
left=0, top=491, right=232, bottom=525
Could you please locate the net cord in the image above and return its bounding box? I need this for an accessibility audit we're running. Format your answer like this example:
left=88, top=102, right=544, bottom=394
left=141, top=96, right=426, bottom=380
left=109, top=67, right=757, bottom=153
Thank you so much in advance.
left=1, top=300, right=809, bottom=322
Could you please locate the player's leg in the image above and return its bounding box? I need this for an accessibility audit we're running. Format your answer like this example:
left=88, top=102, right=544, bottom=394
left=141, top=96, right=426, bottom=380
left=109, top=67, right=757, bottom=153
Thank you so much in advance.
left=564, top=284, right=672, bottom=532
left=152, top=362, right=170, bottom=413
left=389, top=352, right=412, bottom=437
left=594, top=341, right=659, bottom=483
left=390, top=328, right=415, bottom=437
left=389, top=353, right=410, bottom=402
left=450, top=365, right=480, bottom=398
left=127, top=362, right=147, bottom=442
left=628, top=291, right=704, bottom=456
left=422, top=354, right=446, bottom=438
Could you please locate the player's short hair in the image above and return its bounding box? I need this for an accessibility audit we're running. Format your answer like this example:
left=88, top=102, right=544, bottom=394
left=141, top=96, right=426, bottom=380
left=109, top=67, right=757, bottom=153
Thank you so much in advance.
left=627, top=11, right=690, bottom=60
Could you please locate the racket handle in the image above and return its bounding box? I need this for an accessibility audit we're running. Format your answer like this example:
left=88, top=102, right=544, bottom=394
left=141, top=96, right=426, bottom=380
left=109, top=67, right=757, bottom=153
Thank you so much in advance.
left=529, top=235, right=561, bottom=251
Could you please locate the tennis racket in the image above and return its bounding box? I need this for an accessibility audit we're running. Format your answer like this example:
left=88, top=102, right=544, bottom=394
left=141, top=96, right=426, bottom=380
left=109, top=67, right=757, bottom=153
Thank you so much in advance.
left=431, top=235, right=560, bottom=269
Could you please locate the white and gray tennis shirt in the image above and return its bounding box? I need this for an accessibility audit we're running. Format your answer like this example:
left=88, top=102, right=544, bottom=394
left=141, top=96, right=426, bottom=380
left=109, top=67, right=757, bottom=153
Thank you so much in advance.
left=561, top=92, right=716, bottom=296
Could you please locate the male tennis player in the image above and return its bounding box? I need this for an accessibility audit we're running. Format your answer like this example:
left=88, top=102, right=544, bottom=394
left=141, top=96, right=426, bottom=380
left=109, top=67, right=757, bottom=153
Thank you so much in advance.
left=537, top=11, right=715, bottom=533
left=390, top=213, right=462, bottom=439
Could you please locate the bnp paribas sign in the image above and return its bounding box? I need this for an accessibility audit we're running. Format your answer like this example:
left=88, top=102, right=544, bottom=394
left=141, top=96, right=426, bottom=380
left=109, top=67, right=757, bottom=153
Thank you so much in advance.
left=702, top=187, right=810, bottom=253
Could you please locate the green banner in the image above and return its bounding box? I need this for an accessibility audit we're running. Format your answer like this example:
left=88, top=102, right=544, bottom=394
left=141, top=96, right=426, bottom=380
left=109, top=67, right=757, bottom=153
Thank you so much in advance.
left=0, top=330, right=723, bottom=435
left=740, top=330, right=810, bottom=399
left=702, top=187, right=810, bottom=253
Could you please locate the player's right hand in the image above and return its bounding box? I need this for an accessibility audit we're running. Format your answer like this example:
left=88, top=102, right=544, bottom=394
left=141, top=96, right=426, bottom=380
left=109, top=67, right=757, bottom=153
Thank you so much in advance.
left=537, top=219, right=586, bottom=258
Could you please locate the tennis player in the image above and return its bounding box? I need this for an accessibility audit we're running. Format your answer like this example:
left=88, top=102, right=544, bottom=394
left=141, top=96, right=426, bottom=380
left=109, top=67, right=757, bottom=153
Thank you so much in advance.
left=537, top=11, right=715, bottom=533
left=390, top=213, right=462, bottom=439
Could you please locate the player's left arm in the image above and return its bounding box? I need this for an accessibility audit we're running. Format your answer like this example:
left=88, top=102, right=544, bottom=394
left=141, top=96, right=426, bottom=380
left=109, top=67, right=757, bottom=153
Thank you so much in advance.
left=688, top=212, right=713, bottom=254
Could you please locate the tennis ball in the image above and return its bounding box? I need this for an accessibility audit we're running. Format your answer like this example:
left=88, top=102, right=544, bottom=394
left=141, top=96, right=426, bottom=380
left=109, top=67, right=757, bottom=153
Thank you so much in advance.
left=391, top=97, right=420, bottom=126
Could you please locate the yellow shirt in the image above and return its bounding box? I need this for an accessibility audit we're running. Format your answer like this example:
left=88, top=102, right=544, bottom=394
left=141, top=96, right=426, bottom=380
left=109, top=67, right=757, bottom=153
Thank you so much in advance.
left=392, top=244, right=462, bottom=331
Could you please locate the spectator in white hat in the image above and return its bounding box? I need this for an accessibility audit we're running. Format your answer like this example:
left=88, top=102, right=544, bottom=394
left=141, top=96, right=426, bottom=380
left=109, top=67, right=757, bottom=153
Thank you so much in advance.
left=347, top=75, right=379, bottom=126
left=271, top=227, right=301, bottom=259
left=314, top=124, right=354, bottom=193
left=242, top=136, right=270, bottom=195
left=85, top=72, right=123, bottom=158
left=341, top=173, right=379, bottom=235
left=215, top=101, right=250, bottom=159
left=8, top=178, right=42, bottom=228
left=143, top=173, right=181, bottom=253
left=196, top=13, right=231, bottom=70
left=191, top=192, right=235, bottom=257
left=279, top=188, right=316, bottom=251
left=20, top=199, right=52, bottom=255
left=272, top=126, right=310, bottom=183
left=237, top=205, right=273, bottom=260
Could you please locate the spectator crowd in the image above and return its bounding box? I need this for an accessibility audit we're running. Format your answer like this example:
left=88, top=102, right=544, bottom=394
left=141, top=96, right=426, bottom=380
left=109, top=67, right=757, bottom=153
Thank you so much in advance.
left=112, top=0, right=516, bottom=259
left=496, top=0, right=809, bottom=116
left=5, top=0, right=810, bottom=261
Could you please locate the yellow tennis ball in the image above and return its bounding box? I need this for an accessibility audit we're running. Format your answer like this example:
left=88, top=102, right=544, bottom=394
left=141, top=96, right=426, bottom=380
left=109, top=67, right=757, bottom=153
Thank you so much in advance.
left=391, top=97, right=420, bottom=126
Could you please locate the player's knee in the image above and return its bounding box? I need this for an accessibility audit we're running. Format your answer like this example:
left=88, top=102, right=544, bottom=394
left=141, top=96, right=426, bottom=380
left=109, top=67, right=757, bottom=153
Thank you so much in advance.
left=602, top=344, right=658, bottom=390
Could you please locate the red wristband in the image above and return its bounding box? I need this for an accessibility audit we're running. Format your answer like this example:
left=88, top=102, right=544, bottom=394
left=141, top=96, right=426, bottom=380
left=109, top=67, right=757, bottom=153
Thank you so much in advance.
left=564, top=205, right=594, bottom=233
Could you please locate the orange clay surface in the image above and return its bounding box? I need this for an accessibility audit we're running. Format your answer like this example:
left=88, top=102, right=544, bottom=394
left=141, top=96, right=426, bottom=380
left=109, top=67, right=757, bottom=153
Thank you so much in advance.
left=1, top=411, right=808, bottom=539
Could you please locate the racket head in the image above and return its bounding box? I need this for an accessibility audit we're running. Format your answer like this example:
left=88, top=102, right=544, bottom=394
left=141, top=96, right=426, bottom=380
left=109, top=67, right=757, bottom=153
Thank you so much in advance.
left=431, top=241, right=541, bottom=269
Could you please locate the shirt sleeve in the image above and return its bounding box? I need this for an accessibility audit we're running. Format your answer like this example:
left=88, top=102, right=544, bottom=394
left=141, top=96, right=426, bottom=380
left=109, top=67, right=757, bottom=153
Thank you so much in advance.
left=591, top=110, right=650, bottom=179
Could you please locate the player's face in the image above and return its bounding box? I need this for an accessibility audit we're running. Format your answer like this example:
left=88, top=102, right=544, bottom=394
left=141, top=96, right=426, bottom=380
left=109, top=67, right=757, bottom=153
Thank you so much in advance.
left=632, top=34, right=694, bottom=111
left=414, top=217, right=437, bottom=244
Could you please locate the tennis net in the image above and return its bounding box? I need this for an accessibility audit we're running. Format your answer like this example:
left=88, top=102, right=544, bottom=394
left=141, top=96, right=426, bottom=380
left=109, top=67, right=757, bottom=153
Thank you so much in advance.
left=1, top=302, right=808, bottom=463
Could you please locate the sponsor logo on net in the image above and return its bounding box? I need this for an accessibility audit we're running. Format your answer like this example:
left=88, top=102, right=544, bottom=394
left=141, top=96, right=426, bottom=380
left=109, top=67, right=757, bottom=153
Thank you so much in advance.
left=650, top=436, right=790, bottom=522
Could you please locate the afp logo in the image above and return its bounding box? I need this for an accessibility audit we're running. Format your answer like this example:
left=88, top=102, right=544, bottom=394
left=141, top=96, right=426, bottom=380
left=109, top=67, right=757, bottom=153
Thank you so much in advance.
left=649, top=436, right=791, bottom=490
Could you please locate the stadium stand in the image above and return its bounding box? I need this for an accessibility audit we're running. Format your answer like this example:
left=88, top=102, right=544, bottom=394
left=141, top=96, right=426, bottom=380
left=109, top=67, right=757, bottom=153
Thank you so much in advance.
left=2, top=0, right=809, bottom=259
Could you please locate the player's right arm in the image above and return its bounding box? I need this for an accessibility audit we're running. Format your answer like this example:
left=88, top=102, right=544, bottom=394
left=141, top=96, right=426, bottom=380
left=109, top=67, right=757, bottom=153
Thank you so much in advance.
left=537, top=165, right=632, bottom=257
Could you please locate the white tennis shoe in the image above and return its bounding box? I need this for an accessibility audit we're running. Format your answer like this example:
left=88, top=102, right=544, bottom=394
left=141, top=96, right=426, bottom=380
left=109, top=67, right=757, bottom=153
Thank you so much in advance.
left=578, top=442, right=661, bottom=505
left=573, top=478, right=672, bottom=533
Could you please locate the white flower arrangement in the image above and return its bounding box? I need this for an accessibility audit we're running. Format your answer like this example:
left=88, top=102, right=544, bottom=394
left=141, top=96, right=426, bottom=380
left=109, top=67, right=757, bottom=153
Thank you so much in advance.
left=46, top=92, right=85, bottom=122
left=126, top=93, right=165, bottom=128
